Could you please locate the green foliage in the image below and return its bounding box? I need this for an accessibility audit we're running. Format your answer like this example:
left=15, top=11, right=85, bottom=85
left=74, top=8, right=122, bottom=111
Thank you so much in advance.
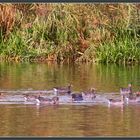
left=0, top=4, right=139, bottom=64
left=95, top=29, right=140, bottom=64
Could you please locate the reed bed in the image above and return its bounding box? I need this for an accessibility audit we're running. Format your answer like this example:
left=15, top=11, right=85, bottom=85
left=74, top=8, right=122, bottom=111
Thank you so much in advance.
left=0, top=4, right=139, bottom=64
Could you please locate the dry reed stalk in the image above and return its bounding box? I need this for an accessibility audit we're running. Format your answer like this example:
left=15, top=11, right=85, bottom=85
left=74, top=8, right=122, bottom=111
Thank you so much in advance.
left=0, top=4, right=16, bottom=38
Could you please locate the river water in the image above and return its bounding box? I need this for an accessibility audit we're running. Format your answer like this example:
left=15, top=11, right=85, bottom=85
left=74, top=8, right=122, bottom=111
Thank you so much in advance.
left=0, top=62, right=140, bottom=136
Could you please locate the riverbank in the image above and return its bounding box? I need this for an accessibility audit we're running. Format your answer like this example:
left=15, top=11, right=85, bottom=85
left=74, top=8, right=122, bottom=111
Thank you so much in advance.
left=0, top=4, right=140, bottom=64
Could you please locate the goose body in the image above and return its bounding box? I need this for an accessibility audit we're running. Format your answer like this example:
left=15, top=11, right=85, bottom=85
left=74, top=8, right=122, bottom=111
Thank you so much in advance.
left=82, top=88, right=96, bottom=100
left=23, top=94, right=36, bottom=102
left=125, top=97, right=135, bottom=104
left=108, top=95, right=124, bottom=106
left=23, top=94, right=31, bottom=102
left=51, top=96, right=59, bottom=104
left=35, top=95, right=59, bottom=105
left=120, top=84, right=132, bottom=96
left=108, top=99, right=124, bottom=106
left=53, top=84, right=72, bottom=95
left=71, top=93, right=83, bottom=102
left=125, top=96, right=140, bottom=104
left=38, top=96, right=52, bottom=102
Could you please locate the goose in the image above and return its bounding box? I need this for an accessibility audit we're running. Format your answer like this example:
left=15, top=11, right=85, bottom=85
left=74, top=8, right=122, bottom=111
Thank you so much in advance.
left=108, top=95, right=125, bottom=107
left=82, top=88, right=96, bottom=100
left=53, top=84, right=72, bottom=95
left=23, top=94, right=30, bottom=102
left=71, top=93, right=83, bottom=102
left=35, top=95, right=59, bottom=105
left=125, top=97, right=136, bottom=104
left=120, top=84, right=133, bottom=98
left=35, top=96, right=51, bottom=106
left=51, top=96, right=59, bottom=104
left=120, top=84, right=132, bottom=94
left=125, top=95, right=140, bottom=104
left=23, top=94, right=36, bottom=102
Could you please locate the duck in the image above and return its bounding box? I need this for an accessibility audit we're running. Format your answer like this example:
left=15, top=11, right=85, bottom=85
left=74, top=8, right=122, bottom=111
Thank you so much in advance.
left=53, top=84, right=72, bottom=95
left=108, top=95, right=125, bottom=107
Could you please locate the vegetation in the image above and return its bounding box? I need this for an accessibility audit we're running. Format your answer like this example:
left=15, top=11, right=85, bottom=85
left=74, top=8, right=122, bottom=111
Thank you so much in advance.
left=0, top=3, right=139, bottom=64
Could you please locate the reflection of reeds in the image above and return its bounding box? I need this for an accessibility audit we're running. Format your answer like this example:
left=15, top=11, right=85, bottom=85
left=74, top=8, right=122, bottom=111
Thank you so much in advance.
left=0, top=4, right=139, bottom=63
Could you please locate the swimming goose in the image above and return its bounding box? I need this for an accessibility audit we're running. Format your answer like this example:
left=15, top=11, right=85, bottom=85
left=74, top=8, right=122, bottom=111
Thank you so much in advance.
left=23, top=94, right=36, bottom=102
left=23, top=94, right=30, bottom=102
left=71, top=93, right=83, bottom=102
left=35, top=95, right=59, bottom=105
left=125, top=95, right=140, bottom=104
left=108, top=95, right=125, bottom=106
left=125, top=97, right=136, bottom=104
left=51, top=96, right=59, bottom=104
left=82, top=88, right=96, bottom=100
left=35, top=96, right=51, bottom=105
left=120, top=84, right=133, bottom=97
left=53, top=84, right=72, bottom=95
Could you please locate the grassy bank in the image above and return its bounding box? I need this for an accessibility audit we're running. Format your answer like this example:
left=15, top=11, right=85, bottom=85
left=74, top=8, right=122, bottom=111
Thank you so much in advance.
left=0, top=4, right=140, bottom=64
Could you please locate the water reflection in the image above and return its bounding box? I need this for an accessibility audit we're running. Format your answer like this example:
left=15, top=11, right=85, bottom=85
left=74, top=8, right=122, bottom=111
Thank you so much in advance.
left=0, top=104, right=140, bottom=136
left=0, top=62, right=140, bottom=92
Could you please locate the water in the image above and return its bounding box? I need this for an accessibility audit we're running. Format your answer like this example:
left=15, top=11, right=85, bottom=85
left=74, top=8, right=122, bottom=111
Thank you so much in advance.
left=0, top=62, right=140, bottom=136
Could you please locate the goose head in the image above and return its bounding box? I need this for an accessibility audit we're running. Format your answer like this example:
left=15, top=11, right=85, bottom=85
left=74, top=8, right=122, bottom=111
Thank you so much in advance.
left=68, top=84, right=73, bottom=89
left=90, top=88, right=96, bottom=92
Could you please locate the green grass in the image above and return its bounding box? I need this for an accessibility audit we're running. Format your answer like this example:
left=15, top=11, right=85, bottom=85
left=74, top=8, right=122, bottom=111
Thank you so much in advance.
left=95, top=29, right=140, bottom=64
left=0, top=4, right=139, bottom=64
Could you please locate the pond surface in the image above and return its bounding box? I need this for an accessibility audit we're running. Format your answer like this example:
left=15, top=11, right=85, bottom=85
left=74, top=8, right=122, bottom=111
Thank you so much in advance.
left=0, top=62, right=140, bottom=136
